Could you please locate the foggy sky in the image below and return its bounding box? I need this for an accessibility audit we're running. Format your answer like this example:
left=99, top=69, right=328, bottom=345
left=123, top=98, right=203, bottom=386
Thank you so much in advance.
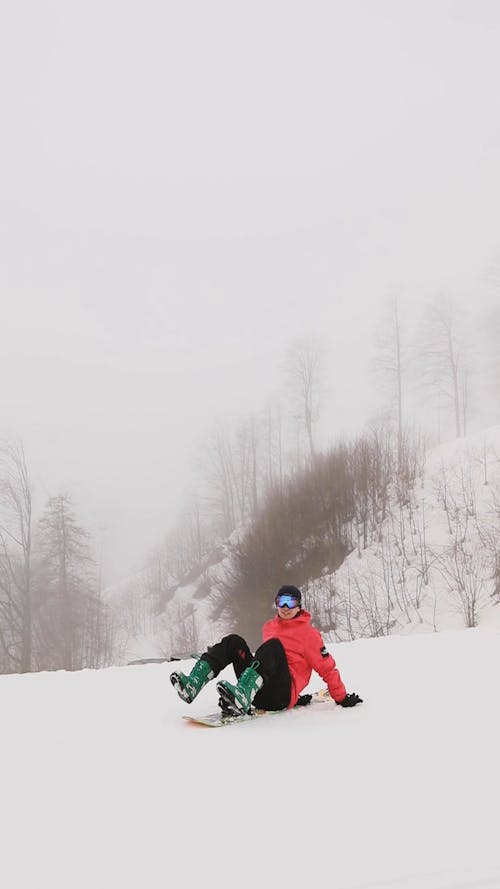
left=1, top=2, right=500, bottom=584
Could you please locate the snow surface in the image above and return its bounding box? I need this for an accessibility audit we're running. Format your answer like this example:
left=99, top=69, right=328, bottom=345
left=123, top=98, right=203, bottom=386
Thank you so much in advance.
left=2, top=628, right=500, bottom=889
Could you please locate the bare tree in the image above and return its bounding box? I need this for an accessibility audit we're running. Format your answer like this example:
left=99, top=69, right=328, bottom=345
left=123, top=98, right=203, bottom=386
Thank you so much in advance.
left=201, top=424, right=237, bottom=535
left=372, top=296, right=407, bottom=469
left=197, top=417, right=262, bottom=537
left=432, top=461, right=490, bottom=627
left=161, top=600, right=202, bottom=660
left=262, top=400, right=285, bottom=493
left=436, top=540, right=489, bottom=628
left=164, top=501, right=214, bottom=583
left=305, top=574, right=340, bottom=639
left=477, top=258, right=500, bottom=423
left=417, top=296, right=468, bottom=439
left=0, top=439, right=34, bottom=672
left=341, top=570, right=394, bottom=639
left=481, top=302, right=500, bottom=424
left=233, top=416, right=260, bottom=522
left=284, top=335, right=326, bottom=463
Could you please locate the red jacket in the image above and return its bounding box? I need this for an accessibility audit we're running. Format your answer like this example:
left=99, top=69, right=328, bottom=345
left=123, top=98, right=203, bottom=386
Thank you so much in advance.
left=262, top=609, right=347, bottom=708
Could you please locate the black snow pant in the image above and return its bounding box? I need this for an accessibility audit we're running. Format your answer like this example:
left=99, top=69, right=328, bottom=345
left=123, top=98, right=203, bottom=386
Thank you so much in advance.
left=200, top=634, right=292, bottom=711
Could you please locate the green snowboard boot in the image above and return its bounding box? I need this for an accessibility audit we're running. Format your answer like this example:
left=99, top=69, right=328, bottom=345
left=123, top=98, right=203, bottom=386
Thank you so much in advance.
left=216, top=661, right=264, bottom=715
left=170, top=658, right=214, bottom=703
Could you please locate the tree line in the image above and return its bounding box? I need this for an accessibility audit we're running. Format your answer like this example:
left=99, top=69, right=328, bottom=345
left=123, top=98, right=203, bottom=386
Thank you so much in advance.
left=148, top=422, right=426, bottom=653
left=0, top=440, right=119, bottom=674
left=135, top=290, right=500, bottom=654
left=3, top=290, right=499, bottom=669
left=208, top=425, right=427, bottom=646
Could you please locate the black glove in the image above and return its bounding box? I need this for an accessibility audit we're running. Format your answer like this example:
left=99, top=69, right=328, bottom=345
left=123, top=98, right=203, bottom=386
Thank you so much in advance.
left=339, top=692, right=363, bottom=707
left=295, top=694, right=312, bottom=707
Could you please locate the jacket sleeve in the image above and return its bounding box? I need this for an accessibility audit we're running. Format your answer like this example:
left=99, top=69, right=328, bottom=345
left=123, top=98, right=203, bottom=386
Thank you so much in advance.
left=306, top=627, right=346, bottom=702
left=262, top=620, right=273, bottom=643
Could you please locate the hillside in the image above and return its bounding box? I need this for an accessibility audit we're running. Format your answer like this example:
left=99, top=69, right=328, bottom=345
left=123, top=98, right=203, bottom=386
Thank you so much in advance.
left=309, top=426, right=500, bottom=639
left=125, top=426, right=500, bottom=662
left=313, top=425, right=500, bottom=642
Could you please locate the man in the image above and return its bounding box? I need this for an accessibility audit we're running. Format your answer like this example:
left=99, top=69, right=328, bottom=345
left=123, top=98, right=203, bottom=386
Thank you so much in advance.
left=170, top=585, right=362, bottom=716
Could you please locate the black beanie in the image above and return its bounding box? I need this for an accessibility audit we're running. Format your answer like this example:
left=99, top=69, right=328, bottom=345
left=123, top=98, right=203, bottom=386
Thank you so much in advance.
left=276, top=585, right=302, bottom=604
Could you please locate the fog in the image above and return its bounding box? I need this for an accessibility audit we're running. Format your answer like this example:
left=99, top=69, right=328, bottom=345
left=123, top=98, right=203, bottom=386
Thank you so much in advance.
left=1, top=2, right=499, bottom=584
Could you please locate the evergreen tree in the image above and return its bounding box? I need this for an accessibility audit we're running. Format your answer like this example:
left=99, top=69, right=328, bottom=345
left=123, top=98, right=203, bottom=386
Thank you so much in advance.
left=36, top=493, right=114, bottom=670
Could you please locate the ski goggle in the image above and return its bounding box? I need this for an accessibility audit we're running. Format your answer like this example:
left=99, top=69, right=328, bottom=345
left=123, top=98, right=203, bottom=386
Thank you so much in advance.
left=275, top=593, right=300, bottom=609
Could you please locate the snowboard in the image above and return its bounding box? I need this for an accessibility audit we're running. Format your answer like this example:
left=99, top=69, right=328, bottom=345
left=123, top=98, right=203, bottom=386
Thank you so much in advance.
left=182, top=687, right=334, bottom=727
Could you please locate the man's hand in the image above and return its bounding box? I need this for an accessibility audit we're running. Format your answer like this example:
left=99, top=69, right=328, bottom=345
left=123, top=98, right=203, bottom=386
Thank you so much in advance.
left=339, top=692, right=363, bottom=707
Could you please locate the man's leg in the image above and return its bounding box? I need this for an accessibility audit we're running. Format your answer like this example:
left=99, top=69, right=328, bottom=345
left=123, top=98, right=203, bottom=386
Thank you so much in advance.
left=170, top=634, right=253, bottom=704
left=202, top=634, right=253, bottom=679
left=216, top=638, right=291, bottom=715
left=252, top=638, right=291, bottom=711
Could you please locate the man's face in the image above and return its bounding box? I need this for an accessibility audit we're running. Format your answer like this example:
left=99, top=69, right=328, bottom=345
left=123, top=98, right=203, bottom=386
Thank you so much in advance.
left=277, top=604, right=301, bottom=620
left=275, top=592, right=301, bottom=620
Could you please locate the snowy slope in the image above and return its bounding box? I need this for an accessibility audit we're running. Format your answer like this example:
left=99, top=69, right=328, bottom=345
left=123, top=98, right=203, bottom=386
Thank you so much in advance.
left=125, top=426, right=500, bottom=661
left=314, top=425, right=500, bottom=641
left=1, top=629, right=499, bottom=889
